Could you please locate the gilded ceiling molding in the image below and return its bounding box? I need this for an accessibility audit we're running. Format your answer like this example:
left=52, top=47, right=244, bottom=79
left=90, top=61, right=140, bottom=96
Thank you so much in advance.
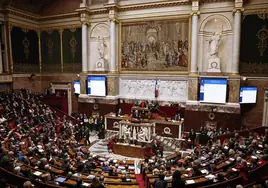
left=118, top=1, right=190, bottom=12
left=243, top=9, right=268, bottom=15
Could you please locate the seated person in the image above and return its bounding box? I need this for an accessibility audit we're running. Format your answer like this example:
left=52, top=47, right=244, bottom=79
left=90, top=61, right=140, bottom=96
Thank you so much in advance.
left=153, top=174, right=167, bottom=188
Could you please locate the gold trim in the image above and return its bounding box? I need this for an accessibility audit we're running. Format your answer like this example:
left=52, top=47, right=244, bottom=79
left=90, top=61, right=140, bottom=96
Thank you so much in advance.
left=119, top=71, right=189, bottom=75
left=118, top=21, right=122, bottom=72
left=59, top=29, right=64, bottom=73
left=233, top=8, right=244, bottom=14
left=243, top=9, right=268, bottom=15
left=37, top=30, right=42, bottom=73
left=190, top=11, right=201, bottom=16
left=108, top=18, right=119, bottom=23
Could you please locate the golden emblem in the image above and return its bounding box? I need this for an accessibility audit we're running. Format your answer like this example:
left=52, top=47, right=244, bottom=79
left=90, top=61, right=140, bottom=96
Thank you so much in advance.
left=69, top=36, right=77, bottom=60
left=22, top=37, right=30, bottom=59
left=256, top=25, right=268, bottom=57
left=47, top=38, right=54, bottom=60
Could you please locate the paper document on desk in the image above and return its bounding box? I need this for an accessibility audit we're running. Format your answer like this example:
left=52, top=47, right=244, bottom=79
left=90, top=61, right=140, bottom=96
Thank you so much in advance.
left=205, top=174, right=215, bottom=180
left=87, top=175, right=95, bottom=179
left=186, top=180, right=195, bottom=184
left=73, top=173, right=81, bottom=177
left=201, top=169, right=208, bottom=174
left=33, top=171, right=42, bottom=176
left=56, top=177, right=66, bottom=183
left=82, top=183, right=90, bottom=186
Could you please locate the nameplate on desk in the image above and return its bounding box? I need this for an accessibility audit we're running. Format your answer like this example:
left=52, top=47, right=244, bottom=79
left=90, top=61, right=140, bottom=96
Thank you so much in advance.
left=186, top=180, right=195, bottom=184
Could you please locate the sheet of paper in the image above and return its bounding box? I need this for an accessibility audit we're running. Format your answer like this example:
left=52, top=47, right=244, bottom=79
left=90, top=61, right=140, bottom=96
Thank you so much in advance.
left=186, top=180, right=195, bottom=184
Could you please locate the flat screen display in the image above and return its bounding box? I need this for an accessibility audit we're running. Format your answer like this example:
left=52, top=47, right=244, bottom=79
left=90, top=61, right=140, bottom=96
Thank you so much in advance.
left=200, top=78, right=227, bottom=104
left=239, top=86, right=257, bottom=104
left=87, top=76, right=106, bottom=97
left=74, top=80, right=80, bottom=94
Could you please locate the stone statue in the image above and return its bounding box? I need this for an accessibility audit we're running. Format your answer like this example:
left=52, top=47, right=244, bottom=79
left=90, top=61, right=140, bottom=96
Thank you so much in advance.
left=97, top=37, right=106, bottom=59
left=138, top=127, right=148, bottom=142
left=208, top=31, right=222, bottom=57
left=206, top=27, right=223, bottom=73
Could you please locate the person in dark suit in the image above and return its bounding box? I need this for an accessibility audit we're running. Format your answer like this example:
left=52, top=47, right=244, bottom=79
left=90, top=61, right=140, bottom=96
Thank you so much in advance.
left=171, top=170, right=185, bottom=188
left=189, top=129, right=196, bottom=149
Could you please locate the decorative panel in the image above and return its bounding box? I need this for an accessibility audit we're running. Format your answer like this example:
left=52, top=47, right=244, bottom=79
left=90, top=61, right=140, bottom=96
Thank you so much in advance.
left=120, top=78, right=188, bottom=101
left=41, top=30, right=61, bottom=72
left=62, top=28, right=82, bottom=72
left=240, top=14, right=268, bottom=74
left=11, top=27, right=39, bottom=73
left=157, top=80, right=188, bottom=101
left=121, top=19, right=189, bottom=72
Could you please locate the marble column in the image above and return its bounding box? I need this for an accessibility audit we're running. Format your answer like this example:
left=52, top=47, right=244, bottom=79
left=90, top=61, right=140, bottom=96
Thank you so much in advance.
left=82, top=23, right=88, bottom=72
left=190, top=13, right=198, bottom=73
left=37, top=31, right=42, bottom=73
left=0, top=38, right=3, bottom=73
left=232, top=9, right=242, bottom=74
left=2, top=24, right=8, bottom=72
left=109, top=19, right=118, bottom=72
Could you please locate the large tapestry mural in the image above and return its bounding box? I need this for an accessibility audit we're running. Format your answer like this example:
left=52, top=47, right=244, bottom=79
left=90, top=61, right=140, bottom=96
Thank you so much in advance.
left=121, top=20, right=189, bottom=71
left=240, top=14, right=268, bottom=74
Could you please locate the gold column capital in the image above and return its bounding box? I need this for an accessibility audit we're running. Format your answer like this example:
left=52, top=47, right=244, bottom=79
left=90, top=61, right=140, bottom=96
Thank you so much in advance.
left=233, top=8, right=244, bottom=13
left=108, top=18, right=119, bottom=23
left=58, top=29, right=64, bottom=35
left=190, top=11, right=200, bottom=17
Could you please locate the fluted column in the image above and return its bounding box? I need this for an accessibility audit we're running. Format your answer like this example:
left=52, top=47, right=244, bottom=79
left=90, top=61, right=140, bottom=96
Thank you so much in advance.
left=190, top=13, right=199, bottom=73
left=82, top=23, right=88, bottom=72
left=232, top=9, right=242, bottom=74
left=109, top=18, right=118, bottom=72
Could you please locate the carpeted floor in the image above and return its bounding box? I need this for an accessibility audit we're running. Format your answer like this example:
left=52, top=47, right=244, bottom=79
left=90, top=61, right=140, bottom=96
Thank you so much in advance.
left=136, top=174, right=146, bottom=188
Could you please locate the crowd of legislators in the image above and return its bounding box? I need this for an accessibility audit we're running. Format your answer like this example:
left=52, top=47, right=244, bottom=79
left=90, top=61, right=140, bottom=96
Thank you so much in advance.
left=146, top=128, right=268, bottom=188
left=0, top=90, right=267, bottom=188
left=0, top=90, right=109, bottom=188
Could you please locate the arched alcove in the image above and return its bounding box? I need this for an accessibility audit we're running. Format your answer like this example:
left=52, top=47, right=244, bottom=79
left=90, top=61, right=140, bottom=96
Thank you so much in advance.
left=198, top=14, right=233, bottom=73
left=89, top=23, right=110, bottom=71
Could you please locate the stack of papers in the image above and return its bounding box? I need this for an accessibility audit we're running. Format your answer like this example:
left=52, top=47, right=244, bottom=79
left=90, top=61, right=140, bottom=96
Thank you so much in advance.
left=164, top=176, right=172, bottom=180
left=98, top=158, right=106, bottom=161
left=232, top=168, right=238, bottom=172
left=128, top=166, right=135, bottom=170
left=186, top=168, right=192, bottom=171
left=186, top=180, right=195, bottom=184
left=118, top=166, right=125, bottom=169
left=229, top=158, right=235, bottom=161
